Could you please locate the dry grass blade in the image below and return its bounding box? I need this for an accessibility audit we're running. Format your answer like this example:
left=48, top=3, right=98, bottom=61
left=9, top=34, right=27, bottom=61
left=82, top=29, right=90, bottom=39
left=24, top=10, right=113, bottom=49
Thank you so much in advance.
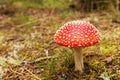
left=9, top=66, right=23, bottom=76
left=33, top=55, right=58, bottom=63
left=24, top=68, right=42, bottom=80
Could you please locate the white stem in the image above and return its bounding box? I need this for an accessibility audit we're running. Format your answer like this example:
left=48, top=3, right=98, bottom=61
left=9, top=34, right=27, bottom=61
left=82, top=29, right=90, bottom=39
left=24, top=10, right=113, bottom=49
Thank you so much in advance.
left=74, top=48, right=84, bottom=72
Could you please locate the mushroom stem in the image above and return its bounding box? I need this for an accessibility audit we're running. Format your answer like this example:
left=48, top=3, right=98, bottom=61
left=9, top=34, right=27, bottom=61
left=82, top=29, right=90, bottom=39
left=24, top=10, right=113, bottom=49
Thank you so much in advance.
left=74, top=47, right=84, bottom=72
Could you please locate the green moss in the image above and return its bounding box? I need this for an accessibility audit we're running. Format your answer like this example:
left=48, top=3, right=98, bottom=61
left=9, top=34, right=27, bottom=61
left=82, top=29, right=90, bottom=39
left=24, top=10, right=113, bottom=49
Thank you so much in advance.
left=12, top=14, right=30, bottom=25
left=21, top=0, right=43, bottom=8
left=49, top=58, right=60, bottom=74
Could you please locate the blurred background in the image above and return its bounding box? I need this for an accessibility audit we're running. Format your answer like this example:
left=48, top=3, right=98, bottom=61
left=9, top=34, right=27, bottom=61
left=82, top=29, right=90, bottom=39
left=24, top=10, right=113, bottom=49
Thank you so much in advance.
left=0, top=0, right=120, bottom=80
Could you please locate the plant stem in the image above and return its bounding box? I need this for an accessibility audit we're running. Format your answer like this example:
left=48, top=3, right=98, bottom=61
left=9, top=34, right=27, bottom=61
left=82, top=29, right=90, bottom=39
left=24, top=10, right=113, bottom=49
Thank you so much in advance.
left=74, top=47, right=84, bottom=72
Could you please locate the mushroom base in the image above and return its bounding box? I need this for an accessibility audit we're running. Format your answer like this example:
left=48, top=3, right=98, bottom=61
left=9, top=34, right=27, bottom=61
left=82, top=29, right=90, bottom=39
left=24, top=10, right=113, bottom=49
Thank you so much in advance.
left=74, top=48, right=84, bottom=72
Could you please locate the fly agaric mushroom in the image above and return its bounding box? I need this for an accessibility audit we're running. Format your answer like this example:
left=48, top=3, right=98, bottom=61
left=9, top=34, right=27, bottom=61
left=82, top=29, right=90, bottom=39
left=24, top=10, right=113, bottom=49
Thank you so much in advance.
left=54, top=20, right=100, bottom=72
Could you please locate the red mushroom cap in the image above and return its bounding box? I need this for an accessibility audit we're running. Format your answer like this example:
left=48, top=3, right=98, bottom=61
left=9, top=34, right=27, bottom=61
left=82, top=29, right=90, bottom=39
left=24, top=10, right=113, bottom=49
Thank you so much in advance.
left=54, top=20, right=100, bottom=47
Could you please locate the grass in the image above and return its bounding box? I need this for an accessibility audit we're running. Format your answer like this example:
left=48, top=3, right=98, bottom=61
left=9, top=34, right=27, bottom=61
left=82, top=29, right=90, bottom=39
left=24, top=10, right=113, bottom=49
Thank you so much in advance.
left=0, top=0, right=120, bottom=80
left=3, top=0, right=71, bottom=10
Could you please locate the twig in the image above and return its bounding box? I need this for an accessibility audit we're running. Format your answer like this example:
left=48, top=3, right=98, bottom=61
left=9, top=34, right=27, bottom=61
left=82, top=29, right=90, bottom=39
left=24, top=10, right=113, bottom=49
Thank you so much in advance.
left=16, top=16, right=53, bottom=28
left=16, top=19, right=39, bottom=28
left=24, top=68, right=42, bottom=80
left=8, top=65, right=43, bottom=80
left=34, top=55, right=58, bottom=62
left=9, top=66, right=23, bottom=76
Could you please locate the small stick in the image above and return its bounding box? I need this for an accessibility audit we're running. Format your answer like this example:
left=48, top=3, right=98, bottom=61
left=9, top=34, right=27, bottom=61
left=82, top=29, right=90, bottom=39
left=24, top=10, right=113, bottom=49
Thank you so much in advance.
left=24, top=68, right=42, bottom=80
left=35, top=56, right=58, bottom=61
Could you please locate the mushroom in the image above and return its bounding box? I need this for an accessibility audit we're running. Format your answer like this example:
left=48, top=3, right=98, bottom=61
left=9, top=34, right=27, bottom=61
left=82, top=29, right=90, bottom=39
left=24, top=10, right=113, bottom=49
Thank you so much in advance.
left=54, top=20, right=100, bottom=72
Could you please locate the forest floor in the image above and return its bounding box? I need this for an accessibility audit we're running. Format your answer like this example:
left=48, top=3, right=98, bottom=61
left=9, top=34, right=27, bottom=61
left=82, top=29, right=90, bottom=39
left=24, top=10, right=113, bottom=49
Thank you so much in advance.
left=0, top=1, right=120, bottom=80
